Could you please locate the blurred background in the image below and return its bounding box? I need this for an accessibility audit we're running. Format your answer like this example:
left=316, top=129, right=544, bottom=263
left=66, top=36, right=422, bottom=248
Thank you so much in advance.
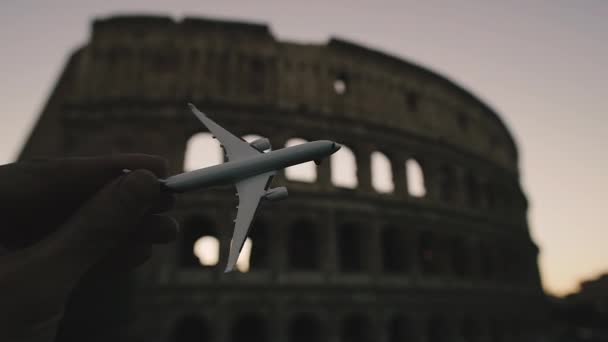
left=1, top=1, right=607, bottom=341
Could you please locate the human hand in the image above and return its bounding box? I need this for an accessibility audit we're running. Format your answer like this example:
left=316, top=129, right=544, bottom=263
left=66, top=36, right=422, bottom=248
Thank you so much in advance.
left=0, top=154, right=178, bottom=342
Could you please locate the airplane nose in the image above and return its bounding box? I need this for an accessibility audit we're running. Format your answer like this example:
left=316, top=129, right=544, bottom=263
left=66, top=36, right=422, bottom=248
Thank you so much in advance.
left=332, top=142, right=342, bottom=153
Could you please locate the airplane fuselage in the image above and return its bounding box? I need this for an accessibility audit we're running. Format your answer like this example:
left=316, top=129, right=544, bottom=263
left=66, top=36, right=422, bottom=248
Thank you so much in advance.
left=162, top=140, right=340, bottom=192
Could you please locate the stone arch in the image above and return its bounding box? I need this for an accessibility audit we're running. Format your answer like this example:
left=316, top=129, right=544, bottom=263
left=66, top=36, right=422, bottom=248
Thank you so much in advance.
left=285, top=138, right=317, bottom=183
left=419, top=231, right=436, bottom=274
left=288, top=219, right=320, bottom=270
left=331, top=144, right=358, bottom=189
left=465, top=171, right=481, bottom=207
left=184, top=132, right=223, bottom=172
left=337, top=222, right=366, bottom=272
left=249, top=219, right=270, bottom=271
left=451, top=237, right=471, bottom=277
left=381, top=225, right=408, bottom=273
left=484, top=181, right=496, bottom=209
left=289, top=312, right=324, bottom=342
left=341, top=314, right=373, bottom=342
left=438, top=164, right=456, bottom=202
left=427, top=315, right=449, bottom=342
left=180, top=216, right=219, bottom=268
left=232, top=313, right=268, bottom=342
left=488, top=318, right=504, bottom=342
left=479, top=241, right=495, bottom=279
left=173, top=314, right=212, bottom=342
left=406, top=158, right=426, bottom=197
left=333, top=72, right=349, bottom=95
left=499, top=245, right=517, bottom=281
left=387, top=314, right=414, bottom=342
left=371, top=151, right=394, bottom=193
left=461, top=316, right=482, bottom=342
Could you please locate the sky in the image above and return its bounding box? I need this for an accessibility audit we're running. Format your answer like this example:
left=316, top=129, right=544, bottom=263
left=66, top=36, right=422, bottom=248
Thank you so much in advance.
left=1, top=0, right=606, bottom=296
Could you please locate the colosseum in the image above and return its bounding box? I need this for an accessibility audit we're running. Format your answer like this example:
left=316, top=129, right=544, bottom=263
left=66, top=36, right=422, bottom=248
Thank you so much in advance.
left=19, top=15, right=547, bottom=342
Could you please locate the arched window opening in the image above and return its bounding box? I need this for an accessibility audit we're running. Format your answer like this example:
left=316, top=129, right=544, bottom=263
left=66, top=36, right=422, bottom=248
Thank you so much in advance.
left=493, top=183, right=507, bottom=210
left=489, top=318, right=504, bottom=342
left=457, top=112, right=469, bottom=131
left=193, top=236, right=220, bottom=267
left=285, top=138, right=317, bottom=183
left=505, top=319, right=522, bottom=340
left=406, top=92, right=419, bottom=112
left=331, top=145, right=358, bottom=189
left=288, top=220, right=320, bottom=270
left=248, top=58, right=266, bottom=95
left=388, top=315, right=413, bottom=342
left=337, top=223, right=366, bottom=272
left=500, top=246, right=515, bottom=281
left=439, top=165, right=456, bottom=202
left=427, top=315, right=449, bottom=342
left=232, top=313, right=267, bottom=342
left=289, top=313, right=323, bottom=342
left=184, top=132, right=223, bottom=172
left=406, top=159, right=426, bottom=197
left=451, top=237, right=470, bottom=277
left=461, top=317, right=481, bottom=342
left=235, top=237, right=253, bottom=272
left=181, top=216, right=218, bottom=268
left=173, top=315, right=212, bottom=342
left=341, top=314, right=372, bottom=342
left=419, top=231, right=436, bottom=274
left=479, top=242, right=494, bottom=279
left=466, top=172, right=481, bottom=207
left=249, top=220, right=270, bottom=271
left=371, top=151, right=394, bottom=193
left=485, top=182, right=496, bottom=209
left=382, top=226, right=408, bottom=273
left=334, top=73, right=348, bottom=95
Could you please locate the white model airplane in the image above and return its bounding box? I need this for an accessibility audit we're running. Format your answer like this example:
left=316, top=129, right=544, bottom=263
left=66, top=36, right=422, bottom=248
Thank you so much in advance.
left=160, top=104, right=341, bottom=272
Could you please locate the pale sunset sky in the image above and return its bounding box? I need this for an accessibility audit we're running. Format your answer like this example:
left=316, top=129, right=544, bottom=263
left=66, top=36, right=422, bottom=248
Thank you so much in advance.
left=1, top=0, right=606, bottom=296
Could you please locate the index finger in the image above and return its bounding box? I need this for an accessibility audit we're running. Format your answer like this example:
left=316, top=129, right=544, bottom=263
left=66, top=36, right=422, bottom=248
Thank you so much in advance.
left=0, top=154, right=169, bottom=249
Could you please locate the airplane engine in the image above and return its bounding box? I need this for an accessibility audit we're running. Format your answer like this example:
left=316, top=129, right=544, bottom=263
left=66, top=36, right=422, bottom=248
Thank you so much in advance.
left=249, top=138, right=271, bottom=152
left=264, top=187, right=288, bottom=201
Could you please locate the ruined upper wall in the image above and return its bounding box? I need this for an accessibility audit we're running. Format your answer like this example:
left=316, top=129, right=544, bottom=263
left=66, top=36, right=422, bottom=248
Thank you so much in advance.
left=62, top=15, right=518, bottom=170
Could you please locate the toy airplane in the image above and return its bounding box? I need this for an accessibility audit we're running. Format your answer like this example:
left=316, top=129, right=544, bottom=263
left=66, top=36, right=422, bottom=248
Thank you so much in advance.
left=160, top=104, right=341, bottom=272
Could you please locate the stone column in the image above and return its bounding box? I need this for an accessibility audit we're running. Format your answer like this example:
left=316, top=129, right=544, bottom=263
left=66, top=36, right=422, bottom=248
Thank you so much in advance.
left=273, top=214, right=287, bottom=280
left=355, top=144, right=374, bottom=193
left=317, top=155, right=333, bottom=191
left=411, top=315, right=427, bottom=342
left=420, top=157, right=440, bottom=202
left=273, top=307, right=287, bottom=342
left=324, top=208, right=338, bottom=278
left=454, top=166, right=467, bottom=207
left=369, top=219, right=382, bottom=279
left=407, top=229, right=421, bottom=283
left=391, top=153, right=407, bottom=197
left=215, top=306, right=230, bottom=342
left=327, top=312, right=340, bottom=342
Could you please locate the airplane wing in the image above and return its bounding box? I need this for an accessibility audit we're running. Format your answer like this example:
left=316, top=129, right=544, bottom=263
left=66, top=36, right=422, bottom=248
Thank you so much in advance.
left=224, top=171, right=275, bottom=272
left=188, top=103, right=259, bottom=161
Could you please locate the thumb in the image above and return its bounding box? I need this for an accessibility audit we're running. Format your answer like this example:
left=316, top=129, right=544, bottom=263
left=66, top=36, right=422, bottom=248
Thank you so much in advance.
left=38, top=169, right=163, bottom=279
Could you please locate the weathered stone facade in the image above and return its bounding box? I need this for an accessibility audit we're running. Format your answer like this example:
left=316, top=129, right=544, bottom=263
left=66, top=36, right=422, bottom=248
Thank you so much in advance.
left=20, top=15, right=546, bottom=342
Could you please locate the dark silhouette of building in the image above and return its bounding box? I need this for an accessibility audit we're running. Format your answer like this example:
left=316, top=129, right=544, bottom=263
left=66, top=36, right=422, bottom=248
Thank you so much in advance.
left=19, top=15, right=547, bottom=342
left=549, top=273, right=608, bottom=342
